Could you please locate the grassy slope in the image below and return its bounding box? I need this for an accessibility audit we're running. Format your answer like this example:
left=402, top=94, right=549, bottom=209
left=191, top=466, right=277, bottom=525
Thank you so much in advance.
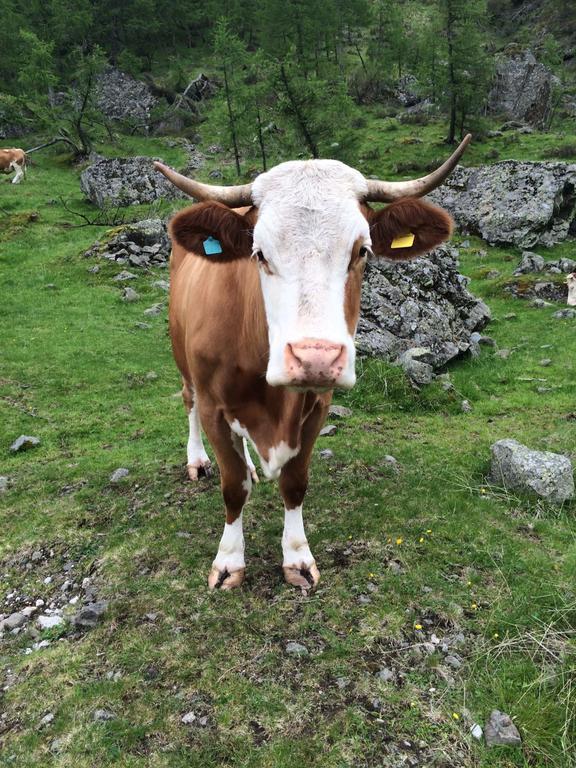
left=1, top=122, right=576, bottom=768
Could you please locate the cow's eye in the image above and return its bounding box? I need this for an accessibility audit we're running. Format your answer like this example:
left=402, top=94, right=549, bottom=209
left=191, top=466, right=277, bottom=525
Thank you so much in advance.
left=254, top=249, right=274, bottom=275
left=359, top=245, right=373, bottom=260
left=256, top=250, right=266, bottom=263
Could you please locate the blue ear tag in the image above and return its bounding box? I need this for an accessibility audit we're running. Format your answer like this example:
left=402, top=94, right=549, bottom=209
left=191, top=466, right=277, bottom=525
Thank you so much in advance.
left=203, top=236, right=223, bottom=256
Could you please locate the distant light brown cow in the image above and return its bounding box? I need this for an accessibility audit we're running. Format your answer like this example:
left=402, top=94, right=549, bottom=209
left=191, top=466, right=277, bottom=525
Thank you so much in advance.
left=567, top=273, right=576, bottom=306
left=155, top=135, right=471, bottom=591
left=0, top=148, right=27, bottom=184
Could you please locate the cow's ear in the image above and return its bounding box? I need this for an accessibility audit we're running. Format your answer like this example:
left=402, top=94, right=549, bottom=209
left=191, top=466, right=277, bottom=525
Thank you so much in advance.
left=368, top=198, right=453, bottom=261
left=169, top=201, right=254, bottom=261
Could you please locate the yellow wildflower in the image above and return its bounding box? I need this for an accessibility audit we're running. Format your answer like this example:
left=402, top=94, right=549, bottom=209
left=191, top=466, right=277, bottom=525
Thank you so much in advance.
left=396, top=537, right=403, bottom=545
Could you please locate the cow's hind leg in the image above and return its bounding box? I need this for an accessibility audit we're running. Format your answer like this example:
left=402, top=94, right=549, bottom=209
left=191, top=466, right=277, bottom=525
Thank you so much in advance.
left=278, top=400, right=327, bottom=592
left=202, top=415, right=254, bottom=590
left=10, top=161, right=23, bottom=184
left=182, top=380, right=212, bottom=481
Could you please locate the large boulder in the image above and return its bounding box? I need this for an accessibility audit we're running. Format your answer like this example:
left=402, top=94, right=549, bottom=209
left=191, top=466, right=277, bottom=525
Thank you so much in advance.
left=80, top=156, right=186, bottom=207
left=96, top=68, right=159, bottom=130
left=489, top=439, right=574, bottom=504
left=488, top=50, right=558, bottom=127
left=356, top=244, right=492, bottom=367
left=430, top=161, right=576, bottom=247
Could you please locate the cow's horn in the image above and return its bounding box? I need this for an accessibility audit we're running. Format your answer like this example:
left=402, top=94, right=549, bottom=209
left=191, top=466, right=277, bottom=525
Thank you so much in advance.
left=364, top=134, right=472, bottom=202
left=154, top=161, right=254, bottom=206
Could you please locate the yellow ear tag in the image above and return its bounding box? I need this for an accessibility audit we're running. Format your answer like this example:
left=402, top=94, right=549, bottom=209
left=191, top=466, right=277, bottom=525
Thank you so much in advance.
left=391, top=233, right=415, bottom=249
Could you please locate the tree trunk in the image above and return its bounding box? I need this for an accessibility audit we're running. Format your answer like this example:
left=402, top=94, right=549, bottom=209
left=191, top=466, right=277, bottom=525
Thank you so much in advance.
left=223, top=64, right=241, bottom=176
left=279, top=64, right=319, bottom=158
left=445, top=0, right=457, bottom=144
left=256, top=107, right=267, bottom=171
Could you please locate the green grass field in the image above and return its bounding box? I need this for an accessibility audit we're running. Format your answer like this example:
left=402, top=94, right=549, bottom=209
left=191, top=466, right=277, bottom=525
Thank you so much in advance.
left=1, top=124, right=576, bottom=767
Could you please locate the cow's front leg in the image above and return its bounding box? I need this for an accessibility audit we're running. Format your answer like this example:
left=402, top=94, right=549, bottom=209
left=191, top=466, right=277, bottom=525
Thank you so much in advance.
left=10, top=162, right=23, bottom=184
left=279, top=465, right=319, bottom=591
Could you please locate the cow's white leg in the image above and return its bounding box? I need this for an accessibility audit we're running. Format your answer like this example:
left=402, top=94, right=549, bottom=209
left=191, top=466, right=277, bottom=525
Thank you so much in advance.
left=567, top=275, right=576, bottom=307
left=209, top=513, right=246, bottom=590
left=282, top=505, right=320, bottom=590
left=243, top=438, right=259, bottom=483
left=182, top=381, right=211, bottom=481
left=186, top=405, right=211, bottom=480
left=10, top=162, right=23, bottom=184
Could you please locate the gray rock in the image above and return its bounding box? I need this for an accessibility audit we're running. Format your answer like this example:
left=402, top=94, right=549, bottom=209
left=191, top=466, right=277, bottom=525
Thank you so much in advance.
left=1, top=612, right=26, bottom=631
left=377, top=668, right=395, bottom=682
left=515, top=251, right=545, bottom=274
left=553, top=309, right=576, bottom=319
left=81, top=157, right=186, bottom=208
left=430, top=161, right=576, bottom=248
left=357, top=244, right=491, bottom=368
left=93, top=709, right=115, bottom=722
left=73, top=601, right=109, bottom=629
left=539, top=358, right=552, bottom=367
left=319, top=449, right=334, bottom=459
left=9, top=435, right=40, bottom=453
left=461, top=400, right=472, bottom=413
left=122, top=287, right=139, bottom=302
left=470, top=723, right=483, bottom=740
left=152, top=279, right=170, bottom=292
left=38, top=712, right=55, bottom=728
left=489, top=439, right=574, bottom=503
left=110, top=467, right=130, bottom=483
left=397, top=349, right=435, bottom=386
left=444, top=654, right=463, bottom=669
left=383, top=455, right=400, bottom=472
left=96, top=67, right=158, bottom=129
left=285, top=641, right=309, bottom=656
left=144, top=303, right=164, bottom=316
left=484, top=710, right=521, bottom=747
left=320, top=424, right=337, bottom=437
left=328, top=405, right=352, bottom=419
left=0, top=476, right=8, bottom=493
left=488, top=50, right=557, bottom=127
left=36, top=615, right=65, bottom=630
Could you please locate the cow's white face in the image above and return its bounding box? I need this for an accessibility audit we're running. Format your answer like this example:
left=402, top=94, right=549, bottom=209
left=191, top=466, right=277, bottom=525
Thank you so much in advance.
left=251, top=161, right=371, bottom=389
left=169, top=159, right=454, bottom=392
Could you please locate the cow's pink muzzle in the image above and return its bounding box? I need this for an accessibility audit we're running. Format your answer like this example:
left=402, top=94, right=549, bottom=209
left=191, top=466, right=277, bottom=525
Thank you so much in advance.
left=284, top=338, right=347, bottom=388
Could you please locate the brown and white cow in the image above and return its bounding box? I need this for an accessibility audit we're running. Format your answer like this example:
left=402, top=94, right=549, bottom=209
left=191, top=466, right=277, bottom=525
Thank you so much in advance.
left=567, top=273, right=576, bottom=306
left=0, top=148, right=27, bottom=184
left=155, top=135, right=470, bottom=591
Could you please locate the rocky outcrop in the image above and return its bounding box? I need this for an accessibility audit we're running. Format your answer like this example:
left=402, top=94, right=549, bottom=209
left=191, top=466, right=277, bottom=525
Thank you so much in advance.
left=356, top=244, right=492, bottom=367
left=514, top=251, right=576, bottom=275
left=96, top=68, right=159, bottom=130
left=80, top=157, right=186, bottom=207
left=84, top=219, right=170, bottom=266
left=488, top=50, right=558, bottom=127
left=430, top=161, right=576, bottom=247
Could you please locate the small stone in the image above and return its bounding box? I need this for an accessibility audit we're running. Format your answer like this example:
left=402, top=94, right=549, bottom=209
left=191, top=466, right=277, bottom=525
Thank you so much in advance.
left=38, top=712, right=55, bottom=728
left=328, top=405, right=352, bottom=419
left=181, top=711, right=197, bottom=725
left=0, top=476, right=8, bottom=493
left=87, top=265, right=100, bottom=273
left=135, top=322, right=151, bottom=330
left=504, top=313, right=517, bottom=320
left=335, top=677, right=349, bottom=689
left=553, top=309, right=576, bottom=319
left=377, top=668, right=395, bottom=682
left=122, top=287, right=139, bottom=302
left=72, top=600, right=108, bottom=629
left=145, top=371, right=158, bottom=380
left=9, top=435, right=40, bottom=453
left=461, top=400, right=472, bottom=413
left=285, top=641, right=308, bottom=656
left=357, top=594, right=371, bottom=605
left=31, top=550, right=42, bottom=562
left=1, top=613, right=26, bottom=631
left=36, top=615, right=64, bottom=630
left=152, top=280, right=170, bottom=292
left=143, top=303, right=164, bottom=316
left=319, top=449, right=333, bottom=459
left=388, top=559, right=404, bottom=575
left=539, top=358, right=552, bottom=367
left=93, top=709, right=115, bottom=722
left=110, top=467, right=129, bottom=483
left=383, top=455, right=400, bottom=472
left=497, top=348, right=511, bottom=359
left=444, top=654, right=462, bottom=669
left=113, top=270, right=138, bottom=281
left=21, top=606, right=37, bottom=617
left=484, top=710, right=521, bottom=747
left=470, top=723, right=483, bottom=740
left=43, top=576, right=52, bottom=584
left=486, top=269, right=500, bottom=279
left=320, top=424, right=337, bottom=437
